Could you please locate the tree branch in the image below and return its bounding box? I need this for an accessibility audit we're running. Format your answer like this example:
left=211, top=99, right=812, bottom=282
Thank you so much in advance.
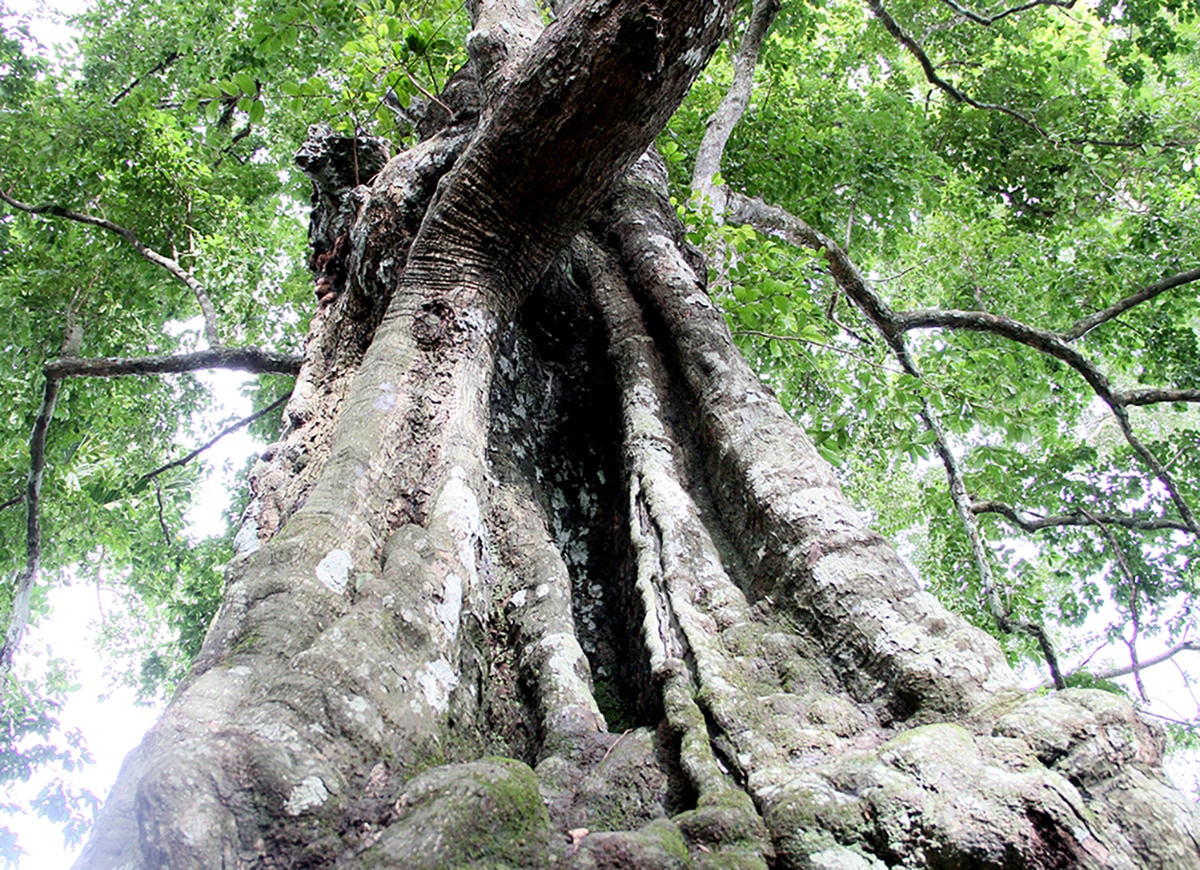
left=1116, top=387, right=1200, bottom=406
left=110, top=51, right=180, bottom=106
left=938, top=0, right=1075, bottom=27
left=0, top=376, right=60, bottom=673
left=0, top=185, right=223, bottom=347
left=44, top=347, right=303, bottom=379
left=138, top=392, right=290, bottom=484
left=972, top=499, right=1194, bottom=535
left=691, top=0, right=782, bottom=206
left=865, top=0, right=1048, bottom=134
left=1062, top=267, right=1200, bottom=342
left=1076, top=641, right=1200, bottom=682
left=892, top=307, right=1197, bottom=532
left=1, top=345, right=298, bottom=671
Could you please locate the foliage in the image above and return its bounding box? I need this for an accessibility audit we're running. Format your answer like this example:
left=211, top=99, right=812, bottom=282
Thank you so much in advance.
left=665, top=0, right=1200, bottom=693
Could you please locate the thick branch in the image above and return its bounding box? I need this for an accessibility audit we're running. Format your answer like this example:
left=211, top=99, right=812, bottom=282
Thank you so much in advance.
left=1062, top=267, right=1200, bottom=342
left=44, top=347, right=303, bottom=379
left=972, top=499, right=1194, bottom=535
left=893, top=307, right=1198, bottom=533
left=691, top=0, right=781, bottom=205
left=0, top=186, right=223, bottom=347
left=1117, top=387, right=1200, bottom=406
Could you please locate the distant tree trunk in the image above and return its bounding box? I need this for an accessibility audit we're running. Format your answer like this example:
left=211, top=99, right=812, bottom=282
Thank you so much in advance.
left=79, top=3, right=1200, bottom=868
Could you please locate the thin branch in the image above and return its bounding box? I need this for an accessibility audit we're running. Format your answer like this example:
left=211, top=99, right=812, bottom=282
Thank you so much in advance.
left=1084, top=641, right=1200, bottom=682
left=0, top=185, right=223, bottom=347
left=152, top=480, right=172, bottom=545
left=0, top=376, right=60, bottom=673
left=44, top=347, right=303, bottom=379
left=139, top=392, right=290, bottom=484
left=972, top=499, right=1194, bottom=535
left=1062, top=267, right=1200, bottom=342
left=938, top=0, right=1075, bottom=27
left=1082, top=508, right=1147, bottom=701
left=1139, top=710, right=1200, bottom=729
left=110, top=51, right=180, bottom=106
left=0, top=494, right=24, bottom=513
left=866, top=0, right=1048, bottom=134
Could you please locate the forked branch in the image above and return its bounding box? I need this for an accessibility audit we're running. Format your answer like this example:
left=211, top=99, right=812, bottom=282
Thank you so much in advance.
left=0, top=185, right=223, bottom=347
left=0, top=344, right=300, bottom=674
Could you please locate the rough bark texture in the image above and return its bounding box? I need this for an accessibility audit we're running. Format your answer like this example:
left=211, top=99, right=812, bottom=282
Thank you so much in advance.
left=78, top=3, right=1199, bottom=868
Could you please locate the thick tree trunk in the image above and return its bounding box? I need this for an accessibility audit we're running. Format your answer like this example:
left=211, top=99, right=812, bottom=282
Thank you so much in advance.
left=79, top=4, right=1199, bottom=868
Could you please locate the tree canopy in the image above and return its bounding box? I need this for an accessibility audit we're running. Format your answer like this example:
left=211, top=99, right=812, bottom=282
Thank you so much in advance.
left=1, top=0, right=1198, bottom=858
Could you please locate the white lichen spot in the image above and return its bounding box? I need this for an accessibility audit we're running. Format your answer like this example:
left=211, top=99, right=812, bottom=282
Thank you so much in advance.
left=416, top=658, right=458, bottom=713
left=316, top=549, right=353, bottom=595
left=284, top=776, right=329, bottom=816
left=233, top=516, right=261, bottom=556
left=435, top=467, right=483, bottom=577
left=511, top=589, right=528, bottom=608
left=536, top=583, right=550, bottom=599
left=373, top=382, right=396, bottom=410
left=435, top=572, right=464, bottom=641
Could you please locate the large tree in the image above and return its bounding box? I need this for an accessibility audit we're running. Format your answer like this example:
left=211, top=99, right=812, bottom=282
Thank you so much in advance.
left=2, top=0, right=1199, bottom=866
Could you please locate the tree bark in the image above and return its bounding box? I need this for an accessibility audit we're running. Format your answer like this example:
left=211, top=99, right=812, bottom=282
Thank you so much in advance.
left=78, top=4, right=1200, bottom=869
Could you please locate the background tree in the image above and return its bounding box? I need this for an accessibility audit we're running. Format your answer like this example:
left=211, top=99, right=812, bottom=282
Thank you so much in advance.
left=1, top=0, right=1198, bottom=866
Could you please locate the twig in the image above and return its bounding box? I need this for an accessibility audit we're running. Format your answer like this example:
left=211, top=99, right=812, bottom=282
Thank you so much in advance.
left=0, top=184, right=223, bottom=347
left=733, top=329, right=900, bottom=372
left=0, top=494, right=24, bottom=513
left=139, top=392, right=290, bottom=484
left=1082, top=508, right=1147, bottom=701
left=400, top=63, right=453, bottom=113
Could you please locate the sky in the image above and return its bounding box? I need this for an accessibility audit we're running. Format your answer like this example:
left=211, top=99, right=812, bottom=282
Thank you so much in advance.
left=6, top=369, right=259, bottom=868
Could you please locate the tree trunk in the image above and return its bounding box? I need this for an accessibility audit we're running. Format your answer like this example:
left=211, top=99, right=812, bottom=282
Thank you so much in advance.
left=78, top=4, right=1199, bottom=868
